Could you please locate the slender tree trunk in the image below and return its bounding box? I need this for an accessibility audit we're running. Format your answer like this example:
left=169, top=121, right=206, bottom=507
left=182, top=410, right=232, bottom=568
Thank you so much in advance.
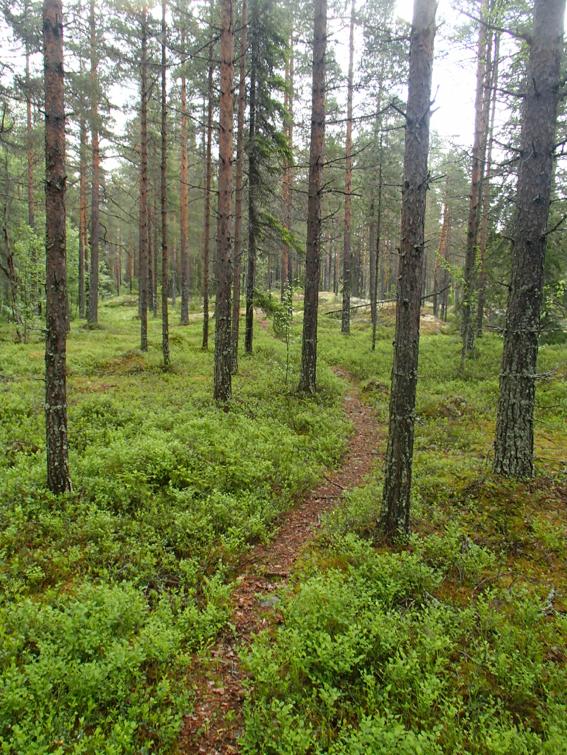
left=179, top=43, right=190, bottom=325
left=434, top=185, right=450, bottom=319
left=461, top=0, right=490, bottom=361
left=476, top=31, right=500, bottom=336
left=43, top=0, right=71, bottom=493
left=298, top=0, right=327, bottom=393
left=245, top=0, right=259, bottom=354
left=152, top=173, right=158, bottom=315
left=25, top=27, right=35, bottom=230
left=161, top=0, right=170, bottom=367
left=87, top=0, right=100, bottom=326
left=231, top=0, right=248, bottom=372
left=202, top=29, right=214, bottom=350
left=341, top=0, right=355, bottom=335
left=280, top=30, right=294, bottom=299
left=214, top=0, right=234, bottom=402
left=371, top=154, right=383, bottom=351
left=380, top=0, right=436, bottom=538
left=139, top=9, right=149, bottom=352
left=494, top=0, right=565, bottom=477
left=78, top=111, right=88, bottom=318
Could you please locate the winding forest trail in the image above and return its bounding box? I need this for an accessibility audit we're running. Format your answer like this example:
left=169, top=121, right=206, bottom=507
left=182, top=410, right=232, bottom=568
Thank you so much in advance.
left=178, top=369, right=381, bottom=754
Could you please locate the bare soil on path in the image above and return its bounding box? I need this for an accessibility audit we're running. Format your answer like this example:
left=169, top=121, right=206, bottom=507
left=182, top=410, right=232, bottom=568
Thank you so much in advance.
left=178, top=368, right=381, bottom=753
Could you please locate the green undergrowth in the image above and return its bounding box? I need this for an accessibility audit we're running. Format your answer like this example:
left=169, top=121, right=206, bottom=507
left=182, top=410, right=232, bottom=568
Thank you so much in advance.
left=0, top=303, right=348, bottom=752
left=241, top=315, right=567, bottom=753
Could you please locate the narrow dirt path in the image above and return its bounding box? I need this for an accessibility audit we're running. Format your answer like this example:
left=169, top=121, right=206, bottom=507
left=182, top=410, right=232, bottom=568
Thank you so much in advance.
left=178, top=369, right=380, bottom=754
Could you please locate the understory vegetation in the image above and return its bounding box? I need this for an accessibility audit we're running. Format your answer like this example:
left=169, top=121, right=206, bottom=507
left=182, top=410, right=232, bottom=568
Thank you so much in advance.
left=0, top=303, right=347, bottom=752
left=1, top=301, right=566, bottom=752
left=241, top=310, right=567, bottom=754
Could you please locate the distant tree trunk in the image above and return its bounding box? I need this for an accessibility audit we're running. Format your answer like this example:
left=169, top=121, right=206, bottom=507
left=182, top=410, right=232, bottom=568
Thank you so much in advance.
left=245, top=0, right=259, bottom=354
left=214, top=0, right=234, bottom=402
left=160, top=0, right=170, bottom=367
left=476, top=31, right=500, bottom=336
left=152, top=169, right=159, bottom=315
left=231, top=0, right=248, bottom=372
left=298, top=0, right=326, bottom=393
left=461, top=0, right=490, bottom=362
left=371, top=153, right=382, bottom=351
left=494, top=0, right=565, bottom=478
left=87, top=0, right=100, bottom=326
left=433, top=183, right=450, bottom=319
left=202, top=30, right=214, bottom=350
left=43, top=0, right=71, bottom=493
left=179, top=41, right=190, bottom=325
left=281, top=29, right=294, bottom=299
left=171, top=243, right=176, bottom=307
left=139, top=9, right=149, bottom=352
left=341, top=0, right=355, bottom=335
left=25, top=24, right=35, bottom=230
left=78, top=111, right=88, bottom=318
left=380, top=0, right=436, bottom=538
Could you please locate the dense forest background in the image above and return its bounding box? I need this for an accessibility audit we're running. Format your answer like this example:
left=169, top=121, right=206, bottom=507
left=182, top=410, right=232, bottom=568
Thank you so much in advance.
left=0, top=0, right=566, bottom=751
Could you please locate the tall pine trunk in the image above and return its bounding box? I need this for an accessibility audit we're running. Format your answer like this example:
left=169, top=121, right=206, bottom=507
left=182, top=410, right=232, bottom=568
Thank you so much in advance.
left=461, top=0, right=490, bottom=362
left=231, top=0, right=248, bottom=372
left=281, top=30, right=294, bottom=298
left=214, top=0, right=234, bottom=402
left=78, top=110, right=88, bottom=319
left=341, top=0, right=355, bottom=335
left=139, top=9, right=149, bottom=352
left=202, top=29, right=214, bottom=350
left=43, top=0, right=71, bottom=493
left=298, top=0, right=326, bottom=393
left=160, top=0, right=170, bottom=367
left=380, top=0, right=436, bottom=538
left=476, top=31, right=500, bottom=336
left=494, top=0, right=565, bottom=477
left=87, top=0, right=100, bottom=326
left=245, top=0, right=259, bottom=354
left=179, top=41, right=190, bottom=325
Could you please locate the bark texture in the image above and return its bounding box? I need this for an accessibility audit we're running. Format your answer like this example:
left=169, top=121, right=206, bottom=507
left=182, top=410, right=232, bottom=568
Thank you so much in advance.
left=341, top=0, right=355, bottom=335
left=461, top=0, right=490, bottom=361
left=179, top=51, right=190, bottom=325
left=214, top=0, right=234, bottom=402
left=494, top=0, right=565, bottom=477
left=245, top=0, right=259, bottom=354
left=160, top=0, right=170, bottom=367
left=43, top=0, right=71, bottom=493
left=87, top=0, right=100, bottom=326
left=231, top=0, right=248, bottom=372
left=298, top=0, right=326, bottom=394
left=139, top=10, right=149, bottom=352
left=380, top=0, right=436, bottom=537
left=202, top=31, right=214, bottom=350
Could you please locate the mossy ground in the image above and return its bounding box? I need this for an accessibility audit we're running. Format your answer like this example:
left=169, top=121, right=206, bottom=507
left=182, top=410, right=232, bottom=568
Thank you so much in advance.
left=1, top=299, right=565, bottom=753
left=0, top=301, right=347, bottom=752
left=241, top=306, right=567, bottom=754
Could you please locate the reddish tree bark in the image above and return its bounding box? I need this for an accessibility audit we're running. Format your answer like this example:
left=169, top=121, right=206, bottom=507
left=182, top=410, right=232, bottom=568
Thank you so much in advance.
left=161, top=0, right=170, bottom=367
left=202, top=28, right=214, bottom=350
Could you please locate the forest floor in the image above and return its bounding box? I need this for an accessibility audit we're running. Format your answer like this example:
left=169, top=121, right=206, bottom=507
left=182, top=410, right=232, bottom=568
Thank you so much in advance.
left=179, top=367, right=381, bottom=753
left=0, top=301, right=566, bottom=753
